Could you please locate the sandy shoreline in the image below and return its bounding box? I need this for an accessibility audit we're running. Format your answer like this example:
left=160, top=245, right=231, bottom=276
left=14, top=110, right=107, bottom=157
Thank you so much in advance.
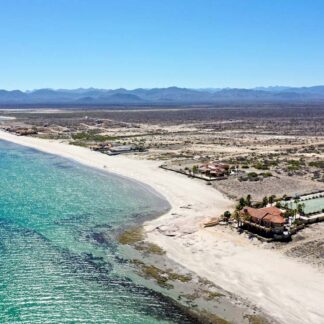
left=1, top=131, right=324, bottom=324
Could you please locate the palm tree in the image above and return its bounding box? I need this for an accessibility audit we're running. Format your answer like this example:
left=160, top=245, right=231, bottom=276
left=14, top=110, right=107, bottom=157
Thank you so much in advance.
left=232, top=210, right=241, bottom=227
left=239, top=197, right=246, bottom=209
left=293, top=198, right=300, bottom=221
left=268, top=195, right=276, bottom=205
left=297, top=203, right=305, bottom=216
left=223, top=211, right=231, bottom=221
left=246, top=194, right=252, bottom=207
left=275, top=201, right=282, bottom=208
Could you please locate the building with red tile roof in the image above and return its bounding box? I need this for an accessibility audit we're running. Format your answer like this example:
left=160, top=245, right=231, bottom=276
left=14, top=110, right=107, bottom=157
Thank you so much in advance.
left=198, top=162, right=229, bottom=177
left=241, top=206, right=286, bottom=228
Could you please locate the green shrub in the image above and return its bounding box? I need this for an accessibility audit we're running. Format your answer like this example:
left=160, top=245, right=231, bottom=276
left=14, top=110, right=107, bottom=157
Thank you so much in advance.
left=72, top=132, right=116, bottom=142
left=253, top=162, right=269, bottom=170
left=309, top=161, right=324, bottom=169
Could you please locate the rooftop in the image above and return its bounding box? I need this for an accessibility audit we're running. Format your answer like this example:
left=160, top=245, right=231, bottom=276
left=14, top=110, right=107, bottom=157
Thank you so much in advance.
left=242, top=206, right=286, bottom=225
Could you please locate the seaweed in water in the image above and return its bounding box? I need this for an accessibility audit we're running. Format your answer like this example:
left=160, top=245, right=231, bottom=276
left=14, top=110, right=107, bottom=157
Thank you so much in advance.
left=53, top=161, right=74, bottom=170
left=53, top=212, right=92, bottom=225
left=90, top=232, right=109, bottom=244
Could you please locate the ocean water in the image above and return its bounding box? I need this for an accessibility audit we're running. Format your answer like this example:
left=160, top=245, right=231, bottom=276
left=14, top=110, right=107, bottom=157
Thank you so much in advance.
left=0, top=140, right=194, bottom=323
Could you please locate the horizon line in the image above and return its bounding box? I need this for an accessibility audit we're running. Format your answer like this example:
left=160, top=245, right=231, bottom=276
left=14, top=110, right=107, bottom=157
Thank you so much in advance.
left=2, top=84, right=324, bottom=92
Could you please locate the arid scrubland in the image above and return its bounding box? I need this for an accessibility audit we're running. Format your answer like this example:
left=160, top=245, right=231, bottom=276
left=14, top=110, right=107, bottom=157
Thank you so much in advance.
left=2, top=105, right=323, bottom=199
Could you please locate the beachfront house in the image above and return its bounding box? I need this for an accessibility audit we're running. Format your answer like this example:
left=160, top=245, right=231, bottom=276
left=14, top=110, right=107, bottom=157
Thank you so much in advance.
left=240, top=206, right=288, bottom=239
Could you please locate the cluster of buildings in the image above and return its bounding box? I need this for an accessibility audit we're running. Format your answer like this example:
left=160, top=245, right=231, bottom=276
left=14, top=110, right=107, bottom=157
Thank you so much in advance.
left=5, top=127, right=38, bottom=136
left=198, top=162, right=230, bottom=177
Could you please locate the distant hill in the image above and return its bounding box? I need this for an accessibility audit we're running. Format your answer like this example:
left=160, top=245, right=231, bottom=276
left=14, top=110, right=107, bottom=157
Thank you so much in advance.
left=0, top=86, right=324, bottom=105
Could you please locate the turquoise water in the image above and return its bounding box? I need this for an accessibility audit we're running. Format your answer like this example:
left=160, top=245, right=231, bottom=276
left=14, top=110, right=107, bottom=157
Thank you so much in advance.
left=0, top=140, right=194, bottom=323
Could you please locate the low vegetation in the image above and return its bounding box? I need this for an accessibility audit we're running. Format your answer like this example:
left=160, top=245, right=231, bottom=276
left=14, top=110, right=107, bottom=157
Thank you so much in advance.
left=309, top=160, right=324, bottom=169
left=131, top=259, right=192, bottom=289
left=134, top=242, right=166, bottom=255
left=198, top=311, right=230, bottom=324
left=202, top=290, right=225, bottom=301
left=72, top=131, right=117, bottom=142
left=117, top=227, right=144, bottom=245
left=118, top=227, right=166, bottom=255
left=244, top=314, right=270, bottom=324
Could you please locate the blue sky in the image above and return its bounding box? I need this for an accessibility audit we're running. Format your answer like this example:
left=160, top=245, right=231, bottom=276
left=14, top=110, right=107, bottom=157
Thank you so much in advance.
left=0, top=0, right=323, bottom=90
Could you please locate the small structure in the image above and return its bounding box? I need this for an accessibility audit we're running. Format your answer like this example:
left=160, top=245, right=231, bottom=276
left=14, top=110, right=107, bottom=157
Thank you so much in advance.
left=90, top=143, right=111, bottom=152
left=108, top=145, right=134, bottom=155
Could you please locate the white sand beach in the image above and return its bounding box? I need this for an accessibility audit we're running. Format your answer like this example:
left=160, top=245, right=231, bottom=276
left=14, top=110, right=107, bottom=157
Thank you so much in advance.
left=1, top=130, right=323, bottom=324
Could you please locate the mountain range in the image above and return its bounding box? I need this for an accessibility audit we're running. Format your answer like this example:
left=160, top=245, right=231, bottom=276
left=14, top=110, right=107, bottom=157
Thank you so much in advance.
left=0, top=86, right=324, bottom=105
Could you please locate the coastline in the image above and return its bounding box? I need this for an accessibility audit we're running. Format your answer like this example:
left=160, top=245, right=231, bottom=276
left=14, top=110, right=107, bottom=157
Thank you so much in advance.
left=0, top=130, right=231, bottom=227
left=1, top=131, right=324, bottom=324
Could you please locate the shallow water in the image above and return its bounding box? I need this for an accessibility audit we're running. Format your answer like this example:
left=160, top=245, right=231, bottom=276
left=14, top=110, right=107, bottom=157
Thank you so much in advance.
left=0, top=140, right=194, bottom=323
